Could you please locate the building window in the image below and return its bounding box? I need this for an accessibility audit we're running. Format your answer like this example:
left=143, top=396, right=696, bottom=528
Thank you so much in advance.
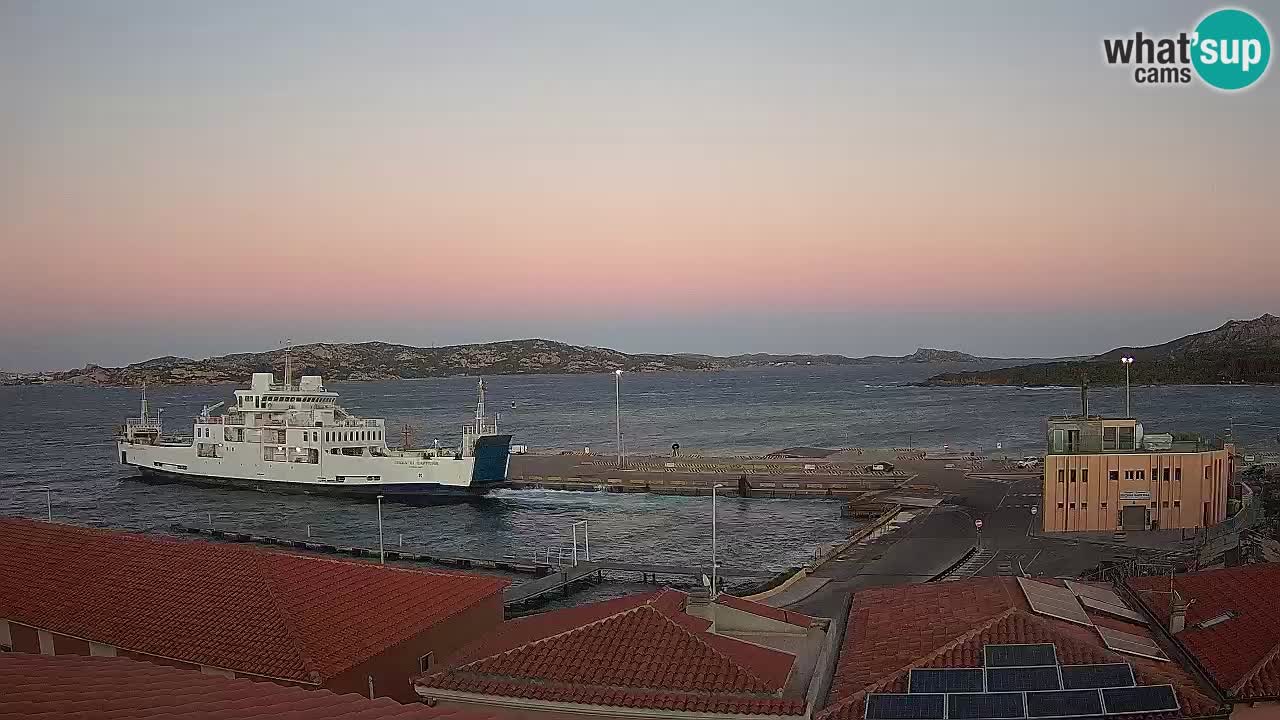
left=1101, top=502, right=1108, bottom=510
left=1070, top=470, right=1077, bottom=483
left=1174, top=500, right=1180, bottom=507
left=1109, top=470, right=1119, bottom=481
left=1176, top=467, right=1182, bottom=481
left=1082, top=469, right=1088, bottom=483
left=1136, top=470, right=1145, bottom=480
left=1124, top=470, right=1133, bottom=480
left=1163, top=468, right=1170, bottom=481
left=1205, top=466, right=1212, bottom=480
left=1058, top=469, right=1065, bottom=483
left=1151, top=502, right=1158, bottom=508
left=1118, top=426, right=1135, bottom=450
left=1069, top=503, right=1076, bottom=509
left=1082, top=502, right=1088, bottom=510
left=1058, top=502, right=1064, bottom=508
left=1052, top=429, right=1064, bottom=453
left=1103, top=426, right=1118, bottom=451
left=419, top=652, right=434, bottom=673
left=1162, top=501, right=1169, bottom=508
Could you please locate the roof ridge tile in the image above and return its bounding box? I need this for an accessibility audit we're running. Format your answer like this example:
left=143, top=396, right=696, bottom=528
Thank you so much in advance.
left=447, top=596, right=659, bottom=674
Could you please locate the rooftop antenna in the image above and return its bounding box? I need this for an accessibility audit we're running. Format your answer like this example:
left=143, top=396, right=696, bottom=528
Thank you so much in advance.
left=401, top=424, right=416, bottom=450
left=140, top=381, right=148, bottom=420
left=475, top=377, right=486, bottom=435
left=1080, top=377, right=1089, bottom=417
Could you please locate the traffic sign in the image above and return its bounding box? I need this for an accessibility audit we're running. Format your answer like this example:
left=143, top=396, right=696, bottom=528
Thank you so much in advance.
left=975, top=519, right=983, bottom=529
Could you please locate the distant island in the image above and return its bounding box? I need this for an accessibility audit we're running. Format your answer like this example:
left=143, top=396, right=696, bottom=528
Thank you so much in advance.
left=923, top=314, right=1280, bottom=387
left=2, top=342, right=1030, bottom=387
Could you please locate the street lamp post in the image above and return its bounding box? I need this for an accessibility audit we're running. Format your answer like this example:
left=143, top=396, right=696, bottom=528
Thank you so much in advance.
left=376, top=495, right=385, bottom=564
left=712, top=483, right=725, bottom=598
left=614, top=369, right=623, bottom=468
left=1121, top=357, right=1134, bottom=417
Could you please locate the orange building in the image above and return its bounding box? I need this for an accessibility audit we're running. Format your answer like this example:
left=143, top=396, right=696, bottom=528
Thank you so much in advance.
left=1042, top=415, right=1232, bottom=532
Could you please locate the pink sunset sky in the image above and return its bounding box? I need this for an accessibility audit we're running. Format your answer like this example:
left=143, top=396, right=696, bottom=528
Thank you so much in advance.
left=2, top=1, right=1277, bottom=370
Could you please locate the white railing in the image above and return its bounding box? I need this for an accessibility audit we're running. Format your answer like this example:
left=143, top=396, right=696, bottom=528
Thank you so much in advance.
left=125, top=417, right=162, bottom=431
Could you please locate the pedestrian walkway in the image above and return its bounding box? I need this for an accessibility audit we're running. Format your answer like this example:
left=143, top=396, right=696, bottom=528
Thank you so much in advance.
left=941, top=549, right=995, bottom=581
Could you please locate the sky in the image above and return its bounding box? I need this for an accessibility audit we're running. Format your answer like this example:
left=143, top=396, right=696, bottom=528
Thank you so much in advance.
left=1, top=1, right=1277, bottom=370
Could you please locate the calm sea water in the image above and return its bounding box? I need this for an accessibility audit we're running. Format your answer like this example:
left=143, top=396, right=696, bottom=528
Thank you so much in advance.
left=1, top=364, right=1274, bottom=588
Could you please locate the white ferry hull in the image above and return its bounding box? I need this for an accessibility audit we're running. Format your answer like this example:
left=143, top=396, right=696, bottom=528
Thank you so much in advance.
left=118, top=434, right=513, bottom=504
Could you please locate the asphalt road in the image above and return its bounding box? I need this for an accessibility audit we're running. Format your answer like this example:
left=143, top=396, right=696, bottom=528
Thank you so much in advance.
left=788, top=467, right=1149, bottom=618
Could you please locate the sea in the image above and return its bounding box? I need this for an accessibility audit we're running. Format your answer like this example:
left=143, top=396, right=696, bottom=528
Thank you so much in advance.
left=1, top=363, right=1275, bottom=600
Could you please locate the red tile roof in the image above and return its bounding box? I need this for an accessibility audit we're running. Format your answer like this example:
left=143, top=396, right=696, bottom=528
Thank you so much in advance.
left=0, top=652, right=500, bottom=720
left=1129, top=563, right=1280, bottom=701
left=0, top=519, right=506, bottom=683
left=419, top=588, right=807, bottom=716
left=820, top=577, right=1226, bottom=720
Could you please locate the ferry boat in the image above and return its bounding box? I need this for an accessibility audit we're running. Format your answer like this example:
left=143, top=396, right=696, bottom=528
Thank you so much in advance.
left=116, top=366, right=513, bottom=503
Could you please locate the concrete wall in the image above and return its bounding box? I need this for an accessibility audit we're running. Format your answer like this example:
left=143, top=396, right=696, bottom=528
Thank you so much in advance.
left=1232, top=701, right=1280, bottom=719
left=1042, top=449, right=1231, bottom=532
left=328, top=591, right=504, bottom=703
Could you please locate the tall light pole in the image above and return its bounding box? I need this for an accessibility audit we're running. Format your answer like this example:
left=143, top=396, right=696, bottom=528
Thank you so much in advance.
left=1121, top=357, right=1135, bottom=417
left=712, top=483, right=725, bottom=598
left=45, top=487, right=52, bottom=522
left=376, top=495, right=385, bottom=564
left=613, top=369, right=623, bottom=468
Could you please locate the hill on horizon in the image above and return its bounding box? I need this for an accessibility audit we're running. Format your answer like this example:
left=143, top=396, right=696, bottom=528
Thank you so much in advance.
left=7, top=341, right=1035, bottom=387
left=924, top=314, right=1280, bottom=387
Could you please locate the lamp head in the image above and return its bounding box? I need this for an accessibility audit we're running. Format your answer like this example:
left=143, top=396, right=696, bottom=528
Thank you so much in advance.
left=614, top=369, right=623, bottom=376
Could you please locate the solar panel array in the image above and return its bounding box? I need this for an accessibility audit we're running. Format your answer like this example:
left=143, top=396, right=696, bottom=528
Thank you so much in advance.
left=1077, top=595, right=1147, bottom=624
left=864, top=644, right=1180, bottom=720
left=1017, top=577, right=1093, bottom=626
left=1096, top=626, right=1170, bottom=662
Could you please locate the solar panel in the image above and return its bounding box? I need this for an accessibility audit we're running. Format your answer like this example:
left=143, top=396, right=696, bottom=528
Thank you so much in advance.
left=947, top=692, right=1026, bottom=719
left=909, top=668, right=985, bottom=693
left=1096, top=626, right=1169, bottom=661
left=1025, top=689, right=1104, bottom=718
left=1017, top=578, right=1094, bottom=626
left=1101, top=685, right=1180, bottom=715
left=1059, top=663, right=1135, bottom=689
left=1077, top=595, right=1146, bottom=624
left=985, top=643, right=1058, bottom=667
left=1063, top=580, right=1125, bottom=607
left=865, top=693, right=946, bottom=720
left=986, top=666, right=1062, bottom=692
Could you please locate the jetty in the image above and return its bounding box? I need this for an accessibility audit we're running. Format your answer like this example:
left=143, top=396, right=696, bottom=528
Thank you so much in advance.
left=168, top=524, right=773, bottom=612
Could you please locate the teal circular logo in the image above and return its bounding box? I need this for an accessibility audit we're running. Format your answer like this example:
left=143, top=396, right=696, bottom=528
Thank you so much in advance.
left=1192, top=8, right=1271, bottom=90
